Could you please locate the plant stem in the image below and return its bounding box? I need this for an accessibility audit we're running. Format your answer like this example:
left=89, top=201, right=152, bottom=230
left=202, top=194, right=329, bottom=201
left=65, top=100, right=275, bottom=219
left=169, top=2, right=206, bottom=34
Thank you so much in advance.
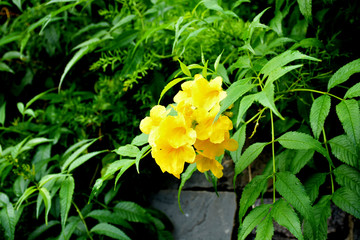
left=73, top=201, right=93, bottom=240
left=322, top=128, right=335, bottom=194
left=286, top=88, right=344, bottom=101
left=270, top=110, right=276, bottom=203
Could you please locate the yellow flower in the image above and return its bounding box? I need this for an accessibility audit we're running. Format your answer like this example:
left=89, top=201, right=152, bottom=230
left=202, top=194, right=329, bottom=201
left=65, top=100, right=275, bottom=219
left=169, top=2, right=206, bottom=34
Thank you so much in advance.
left=173, top=101, right=195, bottom=127
left=194, top=132, right=238, bottom=159
left=156, top=114, right=196, bottom=148
left=139, top=105, right=168, bottom=134
left=193, top=105, right=220, bottom=140
left=209, top=115, right=234, bottom=144
left=152, top=142, right=196, bottom=178
left=149, top=114, right=197, bottom=178
left=174, top=74, right=227, bottom=112
left=191, top=75, right=227, bottom=111
left=195, top=153, right=224, bottom=178
left=174, top=80, right=194, bottom=105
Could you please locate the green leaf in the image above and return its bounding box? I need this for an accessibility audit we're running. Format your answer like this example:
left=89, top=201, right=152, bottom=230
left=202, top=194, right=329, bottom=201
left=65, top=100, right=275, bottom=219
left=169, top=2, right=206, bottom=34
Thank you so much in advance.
left=58, top=216, right=81, bottom=240
left=110, top=14, right=136, bottom=32
left=332, top=187, right=360, bottom=219
left=178, top=163, right=197, bottom=213
left=158, top=77, right=190, bottom=104
left=236, top=94, right=257, bottom=127
left=234, top=142, right=268, bottom=185
left=0, top=32, right=22, bottom=47
left=25, top=88, right=55, bottom=109
left=0, top=102, right=6, bottom=125
left=17, top=102, right=24, bottom=115
left=102, top=159, right=135, bottom=181
left=254, top=213, right=274, bottom=240
left=90, top=223, right=131, bottom=240
left=238, top=174, right=268, bottom=222
left=216, top=64, right=230, bottom=85
left=277, top=131, right=329, bottom=160
left=230, top=124, right=247, bottom=163
left=0, top=62, right=14, bottom=73
left=59, top=46, right=91, bottom=91
left=336, top=100, right=360, bottom=145
left=62, top=139, right=92, bottom=160
left=344, top=82, right=360, bottom=99
left=275, top=172, right=313, bottom=221
left=260, top=50, right=320, bottom=78
left=328, top=58, right=360, bottom=91
left=271, top=199, right=304, bottom=240
left=39, top=187, right=51, bottom=225
left=114, top=145, right=139, bottom=158
left=238, top=204, right=272, bottom=240
left=304, top=173, right=327, bottom=203
left=333, top=164, right=360, bottom=195
left=12, top=0, right=22, bottom=11
left=60, top=176, right=75, bottom=228
left=297, top=0, right=312, bottom=23
left=214, top=51, right=223, bottom=72
left=28, top=220, right=60, bottom=240
left=202, top=0, right=223, bottom=12
left=178, top=59, right=191, bottom=77
left=68, top=150, right=106, bottom=172
left=0, top=202, right=16, bottom=240
left=310, top=95, right=331, bottom=139
left=289, top=149, right=315, bottom=174
left=329, top=135, right=358, bottom=168
left=114, top=201, right=149, bottom=223
left=265, top=64, right=303, bottom=88
left=39, top=173, right=67, bottom=188
left=131, top=133, right=149, bottom=146
left=15, top=186, right=37, bottom=210
left=304, top=195, right=332, bottom=240
left=61, top=139, right=97, bottom=171
left=21, top=137, right=53, bottom=153
left=89, top=179, right=103, bottom=203
left=114, top=160, right=136, bottom=186
left=215, top=82, right=256, bottom=122
left=135, top=145, right=151, bottom=173
left=257, top=83, right=284, bottom=120
left=87, top=210, right=132, bottom=229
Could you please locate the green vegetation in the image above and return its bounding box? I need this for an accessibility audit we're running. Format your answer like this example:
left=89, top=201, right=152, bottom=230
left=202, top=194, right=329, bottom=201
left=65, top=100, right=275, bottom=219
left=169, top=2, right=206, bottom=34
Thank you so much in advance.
left=0, top=0, right=359, bottom=239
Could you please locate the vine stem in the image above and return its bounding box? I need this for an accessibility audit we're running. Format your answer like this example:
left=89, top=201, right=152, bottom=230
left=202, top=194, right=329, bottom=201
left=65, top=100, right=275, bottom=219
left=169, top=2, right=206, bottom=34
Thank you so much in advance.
left=286, top=88, right=344, bottom=101
left=73, top=201, right=93, bottom=240
left=270, top=110, right=276, bottom=203
left=322, top=128, right=335, bottom=194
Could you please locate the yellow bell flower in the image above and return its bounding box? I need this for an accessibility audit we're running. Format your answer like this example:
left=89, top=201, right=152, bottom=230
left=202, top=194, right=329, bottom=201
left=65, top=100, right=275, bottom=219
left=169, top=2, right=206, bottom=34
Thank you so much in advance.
left=191, top=75, right=227, bottom=111
left=151, top=142, right=196, bottom=178
left=139, top=105, right=168, bottom=134
left=195, top=153, right=224, bottom=178
left=194, top=132, right=238, bottom=159
left=156, top=114, right=196, bottom=148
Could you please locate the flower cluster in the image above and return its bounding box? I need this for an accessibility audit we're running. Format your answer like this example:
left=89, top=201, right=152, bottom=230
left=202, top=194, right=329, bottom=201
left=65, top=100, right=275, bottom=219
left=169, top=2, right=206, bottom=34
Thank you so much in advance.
left=140, top=74, right=238, bottom=178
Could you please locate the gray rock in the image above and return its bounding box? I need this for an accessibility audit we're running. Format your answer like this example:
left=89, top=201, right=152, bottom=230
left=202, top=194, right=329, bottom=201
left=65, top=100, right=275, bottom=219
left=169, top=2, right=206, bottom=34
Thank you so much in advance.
left=150, top=189, right=236, bottom=240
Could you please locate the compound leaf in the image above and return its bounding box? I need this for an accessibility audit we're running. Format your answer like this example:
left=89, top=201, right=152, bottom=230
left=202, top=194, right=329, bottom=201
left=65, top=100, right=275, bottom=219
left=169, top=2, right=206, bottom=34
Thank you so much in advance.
left=60, top=176, right=75, bottom=228
left=275, top=172, right=313, bottom=221
left=271, top=199, right=304, bottom=240
left=310, top=95, right=331, bottom=139
left=238, top=204, right=272, bottom=240
left=238, top=174, right=268, bottom=222
left=333, top=164, right=360, bottom=195
left=332, top=187, right=360, bottom=219
left=336, top=100, right=360, bottom=146
left=90, top=223, right=131, bottom=240
left=329, top=135, right=358, bottom=168
left=328, top=58, right=360, bottom=91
